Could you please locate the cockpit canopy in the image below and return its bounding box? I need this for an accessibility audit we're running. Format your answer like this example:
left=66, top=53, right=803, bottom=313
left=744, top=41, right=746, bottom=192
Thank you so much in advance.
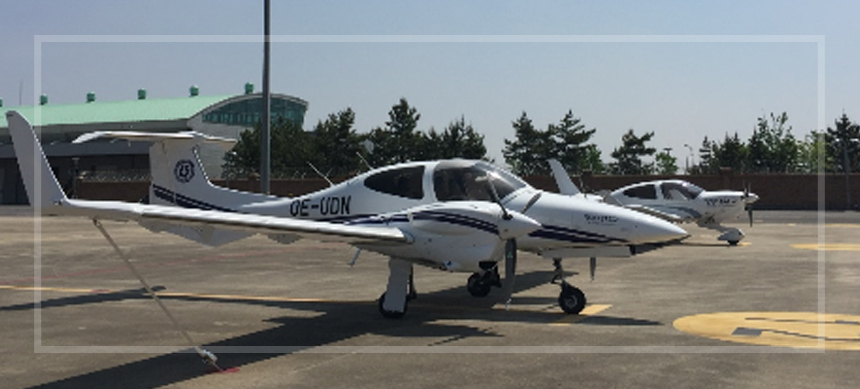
left=432, top=160, right=527, bottom=202
left=621, top=181, right=704, bottom=201
left=360, top=160, right=529, bottom=202
left=659, top=181, right=704, bottom=200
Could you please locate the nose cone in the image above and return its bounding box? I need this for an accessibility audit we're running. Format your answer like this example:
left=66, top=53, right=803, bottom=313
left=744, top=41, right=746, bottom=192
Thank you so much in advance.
left=633, top=216, right=689, bottom=244
left=498, top=210, right=542, bottom=240
left=744, top=193, right=760, bottom=204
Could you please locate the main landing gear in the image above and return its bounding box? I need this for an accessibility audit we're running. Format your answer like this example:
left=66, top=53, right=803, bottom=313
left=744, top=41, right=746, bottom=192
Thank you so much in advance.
left=378, top=258, right=417, bottom=319
left=466, top=266, right=502, bottom=297
left=464, top=258, right=588, bottom=314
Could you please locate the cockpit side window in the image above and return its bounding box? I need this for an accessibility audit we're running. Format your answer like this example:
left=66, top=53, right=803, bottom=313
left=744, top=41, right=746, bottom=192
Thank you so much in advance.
left=623, top=184, right=658, bottom=200
left=363, top=166, right=425, bottom=199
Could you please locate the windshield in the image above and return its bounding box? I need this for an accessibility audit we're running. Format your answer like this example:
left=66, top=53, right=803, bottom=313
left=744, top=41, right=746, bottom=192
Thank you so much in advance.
left=432, top=161, right=528, bottom=202
left=660, top=181, right=704, bottom=200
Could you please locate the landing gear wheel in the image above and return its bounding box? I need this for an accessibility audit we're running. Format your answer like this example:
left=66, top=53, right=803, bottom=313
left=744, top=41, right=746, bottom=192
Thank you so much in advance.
left=558, top=283, right=587, bottom=314
left=467, top=273, right=492, bottom=297
left=727, top=240, right=739, bottom=246
left=378, top=293, right=407, bottom=319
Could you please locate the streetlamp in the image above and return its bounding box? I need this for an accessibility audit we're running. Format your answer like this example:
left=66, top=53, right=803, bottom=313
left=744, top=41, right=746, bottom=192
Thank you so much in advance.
left=683, top=144, right=694, bottom=175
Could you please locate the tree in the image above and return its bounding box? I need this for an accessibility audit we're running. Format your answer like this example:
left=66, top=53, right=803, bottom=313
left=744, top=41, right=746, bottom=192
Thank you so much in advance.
left=798, top=130, right=831, bottom=173
left=696, top=136, right=717, bottom=174
left=580, top=144, right=606, bottom=174
left=417, top=117, right=487, bottom=160
left=712, top=132, right=748, bottom=172
left=747, top=112, right=799, bottom=173
left=503, top=112, right=553, bottom=175
left=223, top=117, right=314, bottom=179
left=366, top=98, right=423, bottom=167
left=610, top=129, right=656, bottom=175
left=438, top=116, right=487, bottom=159
left=503, top=110, right=600, bottom=176
left=654, top=151, right=678, bottom=175
left=551, top=110, right=598, bottom=174
left=311, top=107, right=364, bottom=176
left=825, top=113, right=860, bottom=173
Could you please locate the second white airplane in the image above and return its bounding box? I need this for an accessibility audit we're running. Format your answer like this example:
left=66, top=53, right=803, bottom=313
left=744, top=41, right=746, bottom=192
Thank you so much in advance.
left=549, top=159, right=759, bottom=245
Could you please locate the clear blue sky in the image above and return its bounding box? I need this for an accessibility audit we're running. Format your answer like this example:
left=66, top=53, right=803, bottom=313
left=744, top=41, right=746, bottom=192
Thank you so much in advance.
left=2, top=0, right=857, bottom=167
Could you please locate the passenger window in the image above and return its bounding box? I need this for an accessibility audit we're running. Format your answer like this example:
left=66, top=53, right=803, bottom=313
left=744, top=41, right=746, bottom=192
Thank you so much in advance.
left=623, top=184, right=657, bottom=200
left=363, top=166, right=425, bottom=200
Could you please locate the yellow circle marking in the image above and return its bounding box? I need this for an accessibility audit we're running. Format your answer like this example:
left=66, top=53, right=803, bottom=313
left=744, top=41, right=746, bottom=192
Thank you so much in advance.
left=790, top=243, right=860, bottom=251
left=674, top=312, right=860, bottom=350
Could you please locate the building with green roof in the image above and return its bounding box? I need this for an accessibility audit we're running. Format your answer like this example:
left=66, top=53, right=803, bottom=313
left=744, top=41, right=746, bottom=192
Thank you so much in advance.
left=0, top=85, right=307, bottom=204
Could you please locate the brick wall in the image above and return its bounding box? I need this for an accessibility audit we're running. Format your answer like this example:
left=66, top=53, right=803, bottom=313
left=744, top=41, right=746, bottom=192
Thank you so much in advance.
left=78, top=172, right=860, bottom=210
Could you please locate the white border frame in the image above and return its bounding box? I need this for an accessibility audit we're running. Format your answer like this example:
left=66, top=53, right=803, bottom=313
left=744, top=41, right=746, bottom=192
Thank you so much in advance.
left=31, top=34, right=826, bottom=354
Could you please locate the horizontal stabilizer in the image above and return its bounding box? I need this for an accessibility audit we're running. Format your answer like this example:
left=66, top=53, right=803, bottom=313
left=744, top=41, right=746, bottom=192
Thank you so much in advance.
left=73, top=131, right=237, bottom=151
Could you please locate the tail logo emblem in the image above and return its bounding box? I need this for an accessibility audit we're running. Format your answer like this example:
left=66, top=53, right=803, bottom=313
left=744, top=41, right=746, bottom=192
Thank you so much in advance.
left=174, top=160, right=195, bottom=183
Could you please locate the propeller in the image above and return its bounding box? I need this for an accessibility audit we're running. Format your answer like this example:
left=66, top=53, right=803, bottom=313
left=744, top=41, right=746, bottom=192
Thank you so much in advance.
left=483, top=176, right=543, bottom=307
left=743, top=183, right=754, bottom=227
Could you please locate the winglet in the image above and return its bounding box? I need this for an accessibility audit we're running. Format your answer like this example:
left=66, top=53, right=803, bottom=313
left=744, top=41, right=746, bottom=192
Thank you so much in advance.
left=6, top=111, right=68, bottom=209
left=547, top=159, right=581, bottom=195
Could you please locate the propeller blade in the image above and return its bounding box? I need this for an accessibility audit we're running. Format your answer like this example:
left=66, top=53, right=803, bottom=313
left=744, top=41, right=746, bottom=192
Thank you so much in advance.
left=747, top=204, right=754, bottom=227
left=589, top=257, right=596, bottom=282
left=502, top=239, right=517, bottom=308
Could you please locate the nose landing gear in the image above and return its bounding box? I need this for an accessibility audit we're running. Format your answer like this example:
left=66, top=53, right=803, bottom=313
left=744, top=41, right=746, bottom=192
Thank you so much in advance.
left=551, top=258, right=587, bottom=314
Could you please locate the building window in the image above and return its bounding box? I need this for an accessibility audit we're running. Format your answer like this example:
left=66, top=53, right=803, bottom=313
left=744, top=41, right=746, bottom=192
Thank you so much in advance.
left=203, top=97, right=306, bottom=127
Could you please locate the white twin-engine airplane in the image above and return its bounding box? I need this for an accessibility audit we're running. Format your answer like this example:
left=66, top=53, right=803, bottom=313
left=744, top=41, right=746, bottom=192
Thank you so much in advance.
left=9, top=111, right=686, bottom=318
left=549, top=159, right=759, bottom=246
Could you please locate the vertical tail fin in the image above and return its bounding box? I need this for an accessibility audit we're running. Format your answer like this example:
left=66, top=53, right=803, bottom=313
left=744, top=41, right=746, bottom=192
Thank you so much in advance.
left=547, top=159, right=581, bottom=196
left=147, top=135, right=275, bottom=211
left=6, top=111, right=68, bottom=209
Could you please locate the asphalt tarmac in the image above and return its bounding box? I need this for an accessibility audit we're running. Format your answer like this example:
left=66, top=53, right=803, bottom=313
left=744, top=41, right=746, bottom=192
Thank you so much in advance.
left=1, top=207, right=858, bottom=389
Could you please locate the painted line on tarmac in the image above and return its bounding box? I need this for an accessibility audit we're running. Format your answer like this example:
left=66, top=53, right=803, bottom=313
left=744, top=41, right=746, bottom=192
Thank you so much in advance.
left=0, top=284, right=356, bottom=304
left=674, top=311, right=860, bottom=350
left=548, top=304, right=611, bottom=326
left=790, top=243, right=860, bottom=251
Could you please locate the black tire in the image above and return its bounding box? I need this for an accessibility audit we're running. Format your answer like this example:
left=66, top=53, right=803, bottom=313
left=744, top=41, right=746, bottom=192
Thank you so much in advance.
left=378, top=292, right=406, bottom=319
left=728, top=240, right=739, bottom=246
left=558, top=283, right=587, bottom=314
left=467, top=273, right=492, bottom=297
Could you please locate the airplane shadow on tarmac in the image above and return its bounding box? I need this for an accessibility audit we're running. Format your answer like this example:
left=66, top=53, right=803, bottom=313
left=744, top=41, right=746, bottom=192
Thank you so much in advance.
left=6, top=271, right=660, bottom=389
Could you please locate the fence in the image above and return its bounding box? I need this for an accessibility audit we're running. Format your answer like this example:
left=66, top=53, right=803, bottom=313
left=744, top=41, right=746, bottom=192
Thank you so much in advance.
left=77, top=170, right=860, bottom=210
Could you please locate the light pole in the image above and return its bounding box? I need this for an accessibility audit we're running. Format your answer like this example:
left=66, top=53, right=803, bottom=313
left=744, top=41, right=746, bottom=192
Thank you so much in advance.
left=260, top=0, right=271, bottom=194
left=684, top=144, right=694, bottom=174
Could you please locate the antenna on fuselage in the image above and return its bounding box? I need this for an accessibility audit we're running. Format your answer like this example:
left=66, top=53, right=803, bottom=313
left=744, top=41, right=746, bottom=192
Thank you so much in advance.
left=356, top=151, right=374, bottom=171
left=306, top=161, right=334, bottom=187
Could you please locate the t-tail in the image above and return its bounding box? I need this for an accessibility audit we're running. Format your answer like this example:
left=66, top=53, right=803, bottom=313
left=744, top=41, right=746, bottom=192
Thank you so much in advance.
left=73, top=130, right=277, bottom=212
left=6, top=111, right=68, bottom=212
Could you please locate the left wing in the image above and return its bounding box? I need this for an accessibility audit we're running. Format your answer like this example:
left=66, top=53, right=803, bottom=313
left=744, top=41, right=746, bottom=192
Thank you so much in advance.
left=55, top=199, right=412, bottom=245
